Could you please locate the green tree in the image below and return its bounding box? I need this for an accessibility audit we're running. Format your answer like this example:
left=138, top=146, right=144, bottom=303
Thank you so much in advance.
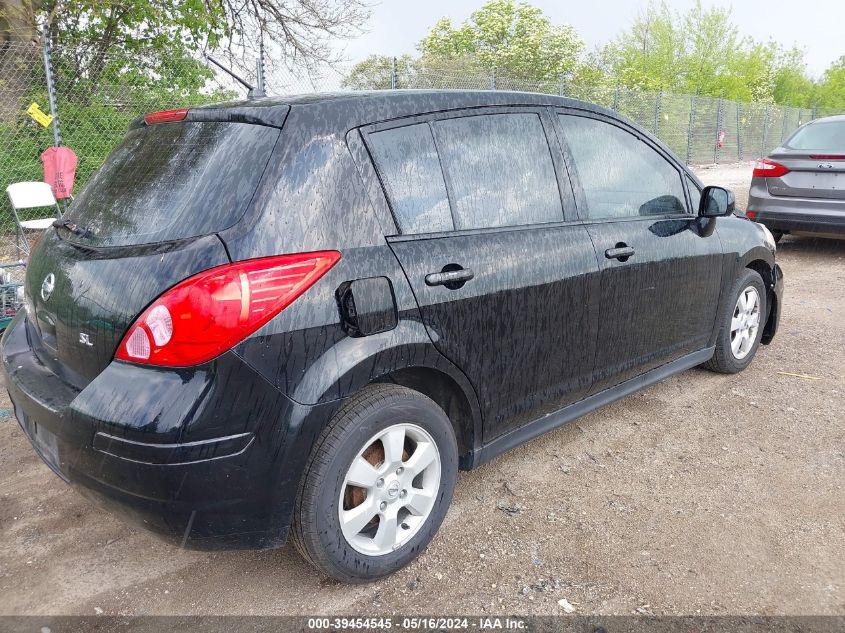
left=417, top=0, right=583, bottom=82
left=770, top=47, right=816, bottom=108
left=603, top=1, right=685, bottom=92
left=679, top=1, right=741, bottom=95
left=2, top=0, right=370, bottom=87
left=815, top=56, right=845, bottom=112
left=604, top=0, right=816, bottom=105
left=342, top=54, right=418, bottom=90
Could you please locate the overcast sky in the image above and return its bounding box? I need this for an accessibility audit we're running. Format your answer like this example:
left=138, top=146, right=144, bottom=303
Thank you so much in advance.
left=335, top=0, right=844, bottom=78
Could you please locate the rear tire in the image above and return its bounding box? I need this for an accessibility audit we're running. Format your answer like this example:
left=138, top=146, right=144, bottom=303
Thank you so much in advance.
left=703, top=269, right=767, bottom=374
left=291, top=384, right=458, bottom=583
left=771, top=229, right=784, bottom=244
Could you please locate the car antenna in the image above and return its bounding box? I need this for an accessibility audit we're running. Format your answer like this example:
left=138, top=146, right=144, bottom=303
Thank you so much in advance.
left=206, top=26, right=266, bottom=100
left=206, top=56, right=254, bottom=92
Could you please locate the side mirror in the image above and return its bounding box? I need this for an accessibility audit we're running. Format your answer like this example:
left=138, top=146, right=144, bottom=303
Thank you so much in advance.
left=699, top=186, right=735, bottom=217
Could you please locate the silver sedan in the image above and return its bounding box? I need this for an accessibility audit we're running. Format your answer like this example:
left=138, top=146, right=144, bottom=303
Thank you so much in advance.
left=746, top=114, right=845, bottom=242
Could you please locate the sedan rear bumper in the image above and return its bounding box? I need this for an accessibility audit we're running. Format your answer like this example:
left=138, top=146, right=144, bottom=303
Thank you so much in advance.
left=747, top=188, right=845, bottom=236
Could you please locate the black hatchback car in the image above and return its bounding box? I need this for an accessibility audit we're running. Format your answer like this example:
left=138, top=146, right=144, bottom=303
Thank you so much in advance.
left=2, top=91, right=783, bottom=583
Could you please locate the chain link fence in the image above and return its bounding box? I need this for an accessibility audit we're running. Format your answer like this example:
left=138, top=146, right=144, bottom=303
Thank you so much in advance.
left=0, top=40, right=837, bottom=275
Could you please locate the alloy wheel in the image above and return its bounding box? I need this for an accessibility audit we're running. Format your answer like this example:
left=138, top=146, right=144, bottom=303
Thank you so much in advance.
left=338, top=423, right=441, bottom=556
left=730, top=286, right=761, bottom=360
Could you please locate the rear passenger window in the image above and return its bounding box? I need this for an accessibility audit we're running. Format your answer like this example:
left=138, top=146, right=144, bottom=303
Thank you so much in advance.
left=558, top=115, right=687, bottom=220
left=432, top=113, right=564, bottom=230
left=367, top=123, right=453, bottom=234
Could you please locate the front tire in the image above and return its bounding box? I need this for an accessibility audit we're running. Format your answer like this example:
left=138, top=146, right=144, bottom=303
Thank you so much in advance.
left=291, top=384, right=458, bottom=583
left=704, top=269, right=767, bottom=374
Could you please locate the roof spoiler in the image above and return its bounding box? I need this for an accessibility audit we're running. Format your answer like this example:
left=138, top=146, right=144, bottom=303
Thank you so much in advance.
left=130, top=104, right=289, bottom=131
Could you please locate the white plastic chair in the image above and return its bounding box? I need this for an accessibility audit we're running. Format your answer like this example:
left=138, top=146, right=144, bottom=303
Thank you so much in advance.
left=6, top=182, right=62, bottom=258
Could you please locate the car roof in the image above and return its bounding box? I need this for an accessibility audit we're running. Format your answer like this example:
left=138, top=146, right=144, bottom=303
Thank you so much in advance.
left=170, top=90, right=685, bottom=169
left=805, top=114, right=845, bottom=124
left=191, top=89, right=616, bottom=125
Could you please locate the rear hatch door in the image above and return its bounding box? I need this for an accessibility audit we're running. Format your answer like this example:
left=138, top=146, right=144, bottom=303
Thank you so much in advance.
left=25, top=117, right=281, bottom=386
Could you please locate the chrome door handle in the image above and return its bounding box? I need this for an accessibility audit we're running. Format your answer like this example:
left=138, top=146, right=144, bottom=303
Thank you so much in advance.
left=425, top=268, right=474, bottom=287
left=605, top=246, right=635, bottom=260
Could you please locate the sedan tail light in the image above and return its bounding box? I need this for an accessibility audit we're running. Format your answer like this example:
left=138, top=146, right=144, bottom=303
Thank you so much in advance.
left=116, top=251, right=341, bottom=367
left=752, top=159, right=789, bottom=178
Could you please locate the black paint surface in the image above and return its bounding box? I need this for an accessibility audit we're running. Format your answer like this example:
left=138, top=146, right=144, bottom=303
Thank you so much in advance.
left=1, top=90, right=783, bottom=550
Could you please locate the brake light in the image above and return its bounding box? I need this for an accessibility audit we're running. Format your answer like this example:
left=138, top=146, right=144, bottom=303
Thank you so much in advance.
left=115, top=251, right=341, bottom=367
left=752, top=159, right=789, bottom=178
left=745, top=211, right=757, bottom=218
left=809, top=155, right=845, bottom=160
left=143, top=108, right=189, bottom=124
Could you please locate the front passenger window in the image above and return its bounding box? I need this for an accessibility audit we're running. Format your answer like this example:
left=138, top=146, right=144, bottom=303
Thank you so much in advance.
left=558, top=115, right=687, bottom=220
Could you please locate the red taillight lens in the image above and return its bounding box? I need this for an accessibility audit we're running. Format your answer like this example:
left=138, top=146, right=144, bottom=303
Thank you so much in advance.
left=115, top=251, right=341, bottom=367
left=143, top=108, right=189, bottom=124
left=745, top=210, right=757, bottom=218
left=752, top=159, right=789, bottom=178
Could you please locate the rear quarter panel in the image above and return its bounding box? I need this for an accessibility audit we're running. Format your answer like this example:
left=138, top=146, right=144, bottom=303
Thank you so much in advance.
left=220, top=105, right=481, bottom=433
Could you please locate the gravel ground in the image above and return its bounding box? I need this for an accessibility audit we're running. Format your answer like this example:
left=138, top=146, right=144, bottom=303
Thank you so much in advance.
left=0, top=164, right=843, bottom=616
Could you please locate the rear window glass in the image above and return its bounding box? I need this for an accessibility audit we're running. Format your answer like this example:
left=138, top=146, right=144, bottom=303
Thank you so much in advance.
left=62, top=122, right=279, bottom=246
left=786, top=120, right=845, bottom=151
left=367, top=123, right=453, bottom=234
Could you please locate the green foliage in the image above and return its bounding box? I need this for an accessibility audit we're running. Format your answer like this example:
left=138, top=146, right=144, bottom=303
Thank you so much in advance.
left=342, top=54, right=418, bottom=90
left=603, top=2, right=685, bottom=92
left=603, top=1, right=839, bottom=111
left=345, top=0, right=844, bottom=115
left=770, top=47, right=815, bottom=108
left=816, top=56, right=845, bottom=111
left=418, top=0, right=583, bottom=82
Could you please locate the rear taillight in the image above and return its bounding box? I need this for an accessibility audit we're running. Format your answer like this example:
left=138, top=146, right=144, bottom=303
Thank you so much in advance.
left=752, top=159, right=789, bottom=178
left=809, top=155, right=845, bottom=160
left=115, top=251, right=341, bottom=367
left=745, top=211, right=757, bottom=218
left=143, top=108, right=189, bottom=124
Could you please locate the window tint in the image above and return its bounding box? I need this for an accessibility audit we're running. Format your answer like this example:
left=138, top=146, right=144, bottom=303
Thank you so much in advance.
left=367, top=123, right=453, bottom=234
left=686, top=175, right=702, bottom=213
left=558, top=115, right=687, bottom=220
left=432, top=113, right=564, bottom=230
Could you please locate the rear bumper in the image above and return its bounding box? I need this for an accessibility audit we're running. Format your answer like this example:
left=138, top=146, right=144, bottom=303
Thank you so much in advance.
left=1, top=312, right=340, bottom=550
left=747, top=190, right=845, bottom=236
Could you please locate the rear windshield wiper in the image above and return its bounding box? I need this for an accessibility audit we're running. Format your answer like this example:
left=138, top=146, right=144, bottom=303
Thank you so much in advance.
left=53, top=219, right=93, bottom=239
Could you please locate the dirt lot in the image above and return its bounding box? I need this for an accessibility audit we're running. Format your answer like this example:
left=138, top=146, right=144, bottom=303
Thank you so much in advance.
left=0, top=164, right=843, bottom=616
